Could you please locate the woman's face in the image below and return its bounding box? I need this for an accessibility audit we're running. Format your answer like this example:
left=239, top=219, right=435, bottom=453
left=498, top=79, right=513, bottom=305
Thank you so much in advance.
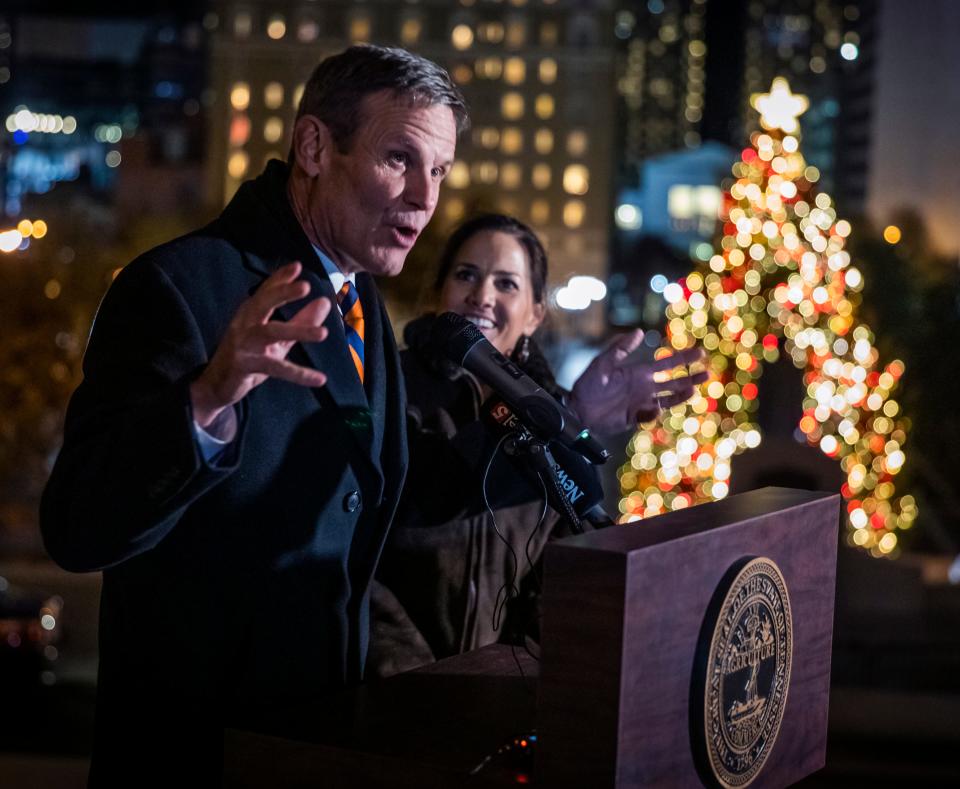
left=439, top=229, right=545, bottom=357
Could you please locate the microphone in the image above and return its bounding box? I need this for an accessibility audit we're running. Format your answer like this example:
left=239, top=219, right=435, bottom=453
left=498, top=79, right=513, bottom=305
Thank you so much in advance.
left=483, top=397, right=611, bottom=528
left=430, top=312, right=610, bottom=465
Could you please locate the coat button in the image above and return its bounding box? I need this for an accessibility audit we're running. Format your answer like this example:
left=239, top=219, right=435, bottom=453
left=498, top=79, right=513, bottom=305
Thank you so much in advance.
left=343, top=490, right=361, bottom=513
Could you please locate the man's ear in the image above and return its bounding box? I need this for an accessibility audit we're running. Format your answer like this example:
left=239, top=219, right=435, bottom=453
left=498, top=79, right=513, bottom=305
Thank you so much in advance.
left=290, top=115, right=333, bottom=177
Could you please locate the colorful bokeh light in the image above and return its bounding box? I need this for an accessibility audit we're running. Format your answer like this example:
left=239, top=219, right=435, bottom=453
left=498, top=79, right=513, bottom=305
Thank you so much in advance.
left=619, top=83, right=913, bottom=557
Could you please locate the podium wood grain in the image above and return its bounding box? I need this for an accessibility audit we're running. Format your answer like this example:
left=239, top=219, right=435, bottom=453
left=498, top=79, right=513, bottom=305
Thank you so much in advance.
left=536, top=487, right=840, bottom=788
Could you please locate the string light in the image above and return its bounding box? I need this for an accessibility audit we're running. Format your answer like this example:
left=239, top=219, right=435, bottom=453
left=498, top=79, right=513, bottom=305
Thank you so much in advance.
left=619, top=78, right=914, bottom=556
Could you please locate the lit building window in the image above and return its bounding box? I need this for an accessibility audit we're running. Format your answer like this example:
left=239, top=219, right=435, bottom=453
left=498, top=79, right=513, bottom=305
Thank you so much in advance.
left=501, top=92, right=524, bottom=120
left=401, top=18, right=422, bottom=45
left=501, top=162, right=522, bottom=190
left=500, top=127, right=523, bottom=154
left=264, top=82, right=284, bottom=110
left=234, top=12, right=252, bottom=39
left=230, top=82, right=250, bottom=111
left=539, top=58, right=557, bottom=84
left=667, top=185, right=721, bottom=228
left=668, top=186, right=693, bottom=219
left=506, top=20, right=526, bottom=48
left=563, top=200, right=586, bottom=228
left=504, top=57, right=526, bottom=85
left=445, top=197, right=466, bottom=222
left=534, top=129, right=553, bottom=155
left=264, top=117, right=284, bottom=144
left=452, top=23, right=474, bottom=50
left=447, top=161, right=471, bottom=189
left=229, top=114, right=251, bottom=146
left=479, top=22, right=505, bottom=44
left=540, top=22, right=558, bottom=46
left=530, top=199, right=550, bottom=225
left=452, top=64, right=473, bottom=84
left=535, top=94, right=555, bottom=120
left=563, top=164, right=589, bottom=195
left=297, top=19, right=319, bottom=43
left=566, top=130, right=588, bottom=157
left=267, top=15, right=286, bottom=40
left=228, top=151, right=249, bottom=179
left=476, top=57, right=503, bottom=79
left=532, top=164, right=551, bottom=190
left=475, top=127, right=500, bottom=148
left=472, top=161, right=499, bottom=184
left=293, top=83, right=305, bottom=109
left=350, top=16, right=371, bottom=43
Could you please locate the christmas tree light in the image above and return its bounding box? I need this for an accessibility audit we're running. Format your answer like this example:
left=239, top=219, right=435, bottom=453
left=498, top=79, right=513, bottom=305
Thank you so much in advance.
left=618, top=78, right=915, bottom=557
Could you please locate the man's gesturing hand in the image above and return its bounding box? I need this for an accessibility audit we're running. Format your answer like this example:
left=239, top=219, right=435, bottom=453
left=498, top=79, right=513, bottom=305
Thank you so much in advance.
left=568, top=329, right=708, bottom=434
left=190, top=262, right=331, bottom=431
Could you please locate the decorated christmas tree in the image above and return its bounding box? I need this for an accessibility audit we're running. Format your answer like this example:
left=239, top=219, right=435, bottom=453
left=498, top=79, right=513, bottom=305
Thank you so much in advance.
left=617, top=78, right=915, bottom=558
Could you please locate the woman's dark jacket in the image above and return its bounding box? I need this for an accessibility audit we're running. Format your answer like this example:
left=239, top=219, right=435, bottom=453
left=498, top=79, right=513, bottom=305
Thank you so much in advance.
left=368, top=315, right=573, bottom=678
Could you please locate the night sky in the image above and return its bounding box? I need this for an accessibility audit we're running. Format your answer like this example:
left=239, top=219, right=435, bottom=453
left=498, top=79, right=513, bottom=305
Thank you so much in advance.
left=867, top=0, right=960, bottom=257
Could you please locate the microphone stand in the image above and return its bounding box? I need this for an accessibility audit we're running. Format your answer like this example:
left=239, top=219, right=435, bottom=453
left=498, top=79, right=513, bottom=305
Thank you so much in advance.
left=503, top=431, right=588, bottom=535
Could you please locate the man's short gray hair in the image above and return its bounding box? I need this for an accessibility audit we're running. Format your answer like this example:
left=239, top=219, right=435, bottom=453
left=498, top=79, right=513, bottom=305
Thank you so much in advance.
left=293, top=45, right=469, bottom=154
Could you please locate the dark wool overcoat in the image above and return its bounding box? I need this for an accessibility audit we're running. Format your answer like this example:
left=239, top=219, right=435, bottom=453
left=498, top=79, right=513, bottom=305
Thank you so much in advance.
left=40, top=161, right=407, bottom=785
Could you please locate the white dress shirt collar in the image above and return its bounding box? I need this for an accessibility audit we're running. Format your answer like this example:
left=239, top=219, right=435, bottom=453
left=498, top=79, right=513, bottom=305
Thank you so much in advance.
left=312, top=244, right=356, bottom=294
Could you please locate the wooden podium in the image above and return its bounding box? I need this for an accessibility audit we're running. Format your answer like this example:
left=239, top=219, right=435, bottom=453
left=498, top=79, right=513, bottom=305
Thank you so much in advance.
left=537, top=486, right=840, bottom=788
left=224, top=487, right=840, bottom=788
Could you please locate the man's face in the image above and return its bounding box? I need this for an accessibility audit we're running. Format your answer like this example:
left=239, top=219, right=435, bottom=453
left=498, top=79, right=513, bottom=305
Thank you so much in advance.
left=308, top=90, right=458, bottom=277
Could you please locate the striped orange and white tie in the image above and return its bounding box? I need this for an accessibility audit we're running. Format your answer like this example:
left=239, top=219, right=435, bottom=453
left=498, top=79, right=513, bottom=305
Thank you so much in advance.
left=337, top=281, right=364, bottom=384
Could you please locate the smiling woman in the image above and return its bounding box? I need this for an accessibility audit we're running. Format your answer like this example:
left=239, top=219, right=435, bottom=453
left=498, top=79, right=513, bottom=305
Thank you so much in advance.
left=367, top=214, right=569, bottom=678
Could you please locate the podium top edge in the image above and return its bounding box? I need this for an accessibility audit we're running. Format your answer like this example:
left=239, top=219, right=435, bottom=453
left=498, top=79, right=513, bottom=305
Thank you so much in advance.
left=556, top=486, right=840, bottom=555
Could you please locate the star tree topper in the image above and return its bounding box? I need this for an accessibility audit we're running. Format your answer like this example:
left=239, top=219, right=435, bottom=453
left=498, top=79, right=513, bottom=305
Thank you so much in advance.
left=750, top=77, right=809, bottom=134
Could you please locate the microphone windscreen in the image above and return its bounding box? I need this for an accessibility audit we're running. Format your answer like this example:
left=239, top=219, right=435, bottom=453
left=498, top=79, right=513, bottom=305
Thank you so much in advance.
left=430, top=312, right=485, bottom=365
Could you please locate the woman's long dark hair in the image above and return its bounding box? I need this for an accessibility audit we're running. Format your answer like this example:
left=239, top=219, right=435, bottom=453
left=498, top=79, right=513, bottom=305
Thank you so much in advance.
left=433, top=214, right=549, bottom=305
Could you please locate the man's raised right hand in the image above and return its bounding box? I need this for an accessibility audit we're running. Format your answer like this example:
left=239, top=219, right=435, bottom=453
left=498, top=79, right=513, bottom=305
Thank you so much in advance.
left=189, top=262, right=331, bottom=436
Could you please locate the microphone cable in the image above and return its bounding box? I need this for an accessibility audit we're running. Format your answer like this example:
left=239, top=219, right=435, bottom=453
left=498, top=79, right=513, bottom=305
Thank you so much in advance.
left=481, top=432, right=551, bottom=677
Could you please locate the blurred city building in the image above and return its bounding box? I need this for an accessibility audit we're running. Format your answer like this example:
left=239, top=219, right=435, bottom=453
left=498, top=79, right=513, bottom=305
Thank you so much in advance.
left=1, top=4, right=210, bottom=223
left=207, top=0, right=617, bottom=327
left=609, top=0, right=876, bottom=329
left=0, top=3, right=211, bottom=557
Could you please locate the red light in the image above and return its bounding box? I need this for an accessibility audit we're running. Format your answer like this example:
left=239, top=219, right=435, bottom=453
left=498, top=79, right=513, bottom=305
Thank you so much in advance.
left=762, top=334, right=778, bottom=350
left=742, top=383, right=758, bottom=400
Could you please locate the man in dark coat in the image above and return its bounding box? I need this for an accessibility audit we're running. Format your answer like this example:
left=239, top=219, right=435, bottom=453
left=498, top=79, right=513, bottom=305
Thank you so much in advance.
left=39, top=45, right=466, bottom=785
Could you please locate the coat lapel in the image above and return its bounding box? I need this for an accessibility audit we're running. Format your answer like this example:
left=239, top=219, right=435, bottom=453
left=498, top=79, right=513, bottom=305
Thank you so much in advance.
left=224, top=161, right=378, bottom=464
left=356, top=273, right=385, bottom=476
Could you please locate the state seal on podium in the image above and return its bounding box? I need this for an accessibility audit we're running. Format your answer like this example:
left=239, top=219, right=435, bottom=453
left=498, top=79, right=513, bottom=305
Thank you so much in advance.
left=696, top=556, right=794, bottom=788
